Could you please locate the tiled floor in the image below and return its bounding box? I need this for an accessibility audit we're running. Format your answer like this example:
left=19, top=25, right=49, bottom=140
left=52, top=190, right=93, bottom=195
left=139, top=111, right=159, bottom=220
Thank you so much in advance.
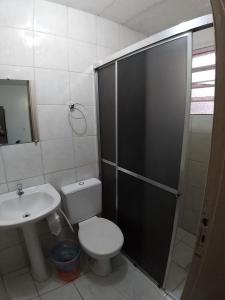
left=0, top=254, right=173, bottom=300
left=165, top=228, right=197, bottom=300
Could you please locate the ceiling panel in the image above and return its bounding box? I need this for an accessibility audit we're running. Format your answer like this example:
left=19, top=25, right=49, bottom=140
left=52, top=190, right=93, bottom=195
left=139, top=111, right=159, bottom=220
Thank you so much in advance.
left=47, top=0, right=212, bottom=35
left=47, top=0, right=113, bottom=15
left=126, top=0, right=212, bottom=35
left=99, top=0, right=165, bottom=24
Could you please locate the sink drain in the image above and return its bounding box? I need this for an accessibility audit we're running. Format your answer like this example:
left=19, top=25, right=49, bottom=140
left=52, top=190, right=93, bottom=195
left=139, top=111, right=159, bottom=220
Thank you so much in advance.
left=22, top=213, right=30, bottom=218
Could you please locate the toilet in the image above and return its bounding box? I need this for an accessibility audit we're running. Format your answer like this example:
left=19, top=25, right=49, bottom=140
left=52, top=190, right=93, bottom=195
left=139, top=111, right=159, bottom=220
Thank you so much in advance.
left=61, top=178, right=124, bottom=276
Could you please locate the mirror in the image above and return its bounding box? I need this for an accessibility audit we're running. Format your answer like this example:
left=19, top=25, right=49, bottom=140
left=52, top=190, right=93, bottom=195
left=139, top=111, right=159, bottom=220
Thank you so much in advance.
left=0, top=79, right=38, bottom=146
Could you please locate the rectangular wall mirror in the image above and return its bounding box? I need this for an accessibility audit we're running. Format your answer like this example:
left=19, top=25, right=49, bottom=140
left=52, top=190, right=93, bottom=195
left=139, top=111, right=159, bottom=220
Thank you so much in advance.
left=0, top=79, right=39, bottom=146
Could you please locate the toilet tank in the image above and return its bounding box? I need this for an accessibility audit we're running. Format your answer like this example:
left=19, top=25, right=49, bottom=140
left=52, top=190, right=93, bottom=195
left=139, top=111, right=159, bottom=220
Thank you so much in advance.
left=61, top=178, right=102, bottom=224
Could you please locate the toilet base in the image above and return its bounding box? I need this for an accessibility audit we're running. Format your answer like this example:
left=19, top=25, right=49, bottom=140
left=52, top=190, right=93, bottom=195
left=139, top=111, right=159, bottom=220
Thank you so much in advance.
left=91, top=258, right=112, bottom=276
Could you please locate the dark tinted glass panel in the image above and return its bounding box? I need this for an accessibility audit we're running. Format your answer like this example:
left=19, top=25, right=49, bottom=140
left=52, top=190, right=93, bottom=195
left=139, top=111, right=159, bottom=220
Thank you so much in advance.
left=118, top=171, right=176, bottom=286
left=118, top=37, right=188, bottom=189
left=101, top=162, right=116, bottom=222
left=98, top=64, right=116, bottom=162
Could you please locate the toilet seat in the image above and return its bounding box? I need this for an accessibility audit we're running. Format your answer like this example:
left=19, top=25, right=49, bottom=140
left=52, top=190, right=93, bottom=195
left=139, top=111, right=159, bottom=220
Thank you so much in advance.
left=78, top=217, right=124, bottom=258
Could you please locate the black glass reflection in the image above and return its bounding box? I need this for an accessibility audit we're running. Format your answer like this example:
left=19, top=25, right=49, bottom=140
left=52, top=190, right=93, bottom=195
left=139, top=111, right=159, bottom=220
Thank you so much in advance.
left=101, top=162, right=116, bottom=222
left=118, top=37, right=188, bottom=189
left=98, top=64, right=116, bottom=162
left=118, top=171, right=176, bottom=286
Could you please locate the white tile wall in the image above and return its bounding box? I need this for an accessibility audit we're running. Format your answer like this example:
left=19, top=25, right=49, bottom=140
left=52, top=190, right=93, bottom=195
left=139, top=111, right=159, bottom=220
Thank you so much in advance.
left=189, top=132, right=211, bottom=163
left=34, top=32, right=68, bottom=70
left=0, top=66, right=34, bottom=80
left=97, top=17, right=119, bottom=50
left=0, top=0, right=145, bottom=275
left=68, top=39, right=96, bottom=73
left=2, top=143, right=43, bottom=182
left=34, top=0, right=67, bottom=36
left=38, top=105, right=72, bottom=140
left=119, top=26, right=145, bottom=49
left=8, top=176, right=45, bottom=192
left=41, top=138, right=74, bottom=173
left=69, top=72, right=95, bottom=106
left=0, top=184, right=8, bottom=195
left=193, top=27, right=215, bottom=50
left=74, top=136, right=98, bottom=167
left=179, top=29, right=214, bottom=235
left=77, top=163, right=99, bottom=181
left=0, top=0, right=34, bottom=30
left=68, top=9, right=97, bottom=44
left=45, top=169, right=77, bottom=190
left=0, top=28, right=33, bottom=66
left=97, top=46, right=115, bottom=61
left=35, top=68, right=70, bottom=105
left=180, top=115, right=213, bottom=234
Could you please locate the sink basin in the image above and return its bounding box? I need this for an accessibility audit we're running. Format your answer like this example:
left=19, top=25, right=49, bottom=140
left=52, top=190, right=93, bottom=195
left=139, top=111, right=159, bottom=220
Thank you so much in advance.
left=0, top=183, right=61, bottom=282
left=0, top=184, right=61, bottom=228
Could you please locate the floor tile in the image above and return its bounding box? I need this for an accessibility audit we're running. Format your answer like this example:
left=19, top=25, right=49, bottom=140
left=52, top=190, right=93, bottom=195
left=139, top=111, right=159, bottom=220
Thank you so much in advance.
left=75, top=264, right=165, bottom=300
left=112, top=254, right=135, bottom=271
left=182, top=232, right=197, bottom=249
left=172, top=280, right=186, bottom=299
left=4, top=272, right=38, bottom=300
left=34, top=270, right=65, bottom=296
left=40, top=283, right=82, bottom=300
left=173, top=242, right=194, bottom=269
left=80, top=252, right=91, bottom=275
left=165, top=262, right=186, bottom=292
left=166, top=295, right=174, bottom=300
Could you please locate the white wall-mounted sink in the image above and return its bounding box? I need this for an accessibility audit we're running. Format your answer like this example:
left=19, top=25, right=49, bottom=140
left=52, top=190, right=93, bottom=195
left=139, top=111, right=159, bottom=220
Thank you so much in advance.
left=0, top=184, right=61, bottom=282
left=0, top=184, right=60, bottom=228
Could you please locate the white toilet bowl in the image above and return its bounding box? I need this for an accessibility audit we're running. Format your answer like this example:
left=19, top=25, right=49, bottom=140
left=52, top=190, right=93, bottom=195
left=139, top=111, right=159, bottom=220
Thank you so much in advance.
left=61, top=178, right=124, bottom=276
left=78, top=216, right=124, bottom=276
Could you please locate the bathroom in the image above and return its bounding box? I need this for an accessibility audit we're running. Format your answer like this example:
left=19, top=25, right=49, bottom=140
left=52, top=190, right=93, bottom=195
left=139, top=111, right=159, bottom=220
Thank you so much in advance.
left=0, top=0, right=221, bottom=299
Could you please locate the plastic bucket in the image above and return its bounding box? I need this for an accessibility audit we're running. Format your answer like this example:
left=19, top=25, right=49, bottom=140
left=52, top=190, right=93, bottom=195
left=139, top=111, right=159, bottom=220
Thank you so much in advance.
left=51, top=240, right=81, bottom=282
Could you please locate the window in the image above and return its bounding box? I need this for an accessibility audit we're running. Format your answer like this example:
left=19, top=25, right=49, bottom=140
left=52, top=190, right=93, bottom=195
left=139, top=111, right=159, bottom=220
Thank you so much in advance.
left=191, top=48, right=215, bottom=114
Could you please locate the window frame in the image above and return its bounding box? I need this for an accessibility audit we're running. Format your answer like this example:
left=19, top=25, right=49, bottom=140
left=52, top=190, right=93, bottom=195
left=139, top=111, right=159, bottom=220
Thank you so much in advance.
left=191, top=46, right=215, bottom=115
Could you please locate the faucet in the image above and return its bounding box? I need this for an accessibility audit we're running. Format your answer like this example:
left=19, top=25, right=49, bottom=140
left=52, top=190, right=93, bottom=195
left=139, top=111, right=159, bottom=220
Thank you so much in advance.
left=17, top=183, right=24, bottom=196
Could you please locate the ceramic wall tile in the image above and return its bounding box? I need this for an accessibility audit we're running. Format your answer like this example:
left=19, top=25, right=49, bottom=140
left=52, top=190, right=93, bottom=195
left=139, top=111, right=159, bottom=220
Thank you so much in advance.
left=35, top=68, right=70, bottom=105
left=68, top=8, right=96, bottom=44
left=0, top=28, right=33, bottom=66
left=38, top=105, right=72, bottom=140
left=41, top=139, right=74, bottom=174
left=34, top=32, right=68, bottom=70
left=0, top=0, right=34, bottom=30
left=2, top=143, right=43, bottom=181
left=34, top=0, right=67, bottom=36
left=68, top=39, right=96, bottom=73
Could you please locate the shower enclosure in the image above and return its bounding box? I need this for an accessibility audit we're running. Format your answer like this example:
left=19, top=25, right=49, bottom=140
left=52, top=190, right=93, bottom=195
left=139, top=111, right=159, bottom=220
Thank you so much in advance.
left=95, top=16, right=212, bottom=287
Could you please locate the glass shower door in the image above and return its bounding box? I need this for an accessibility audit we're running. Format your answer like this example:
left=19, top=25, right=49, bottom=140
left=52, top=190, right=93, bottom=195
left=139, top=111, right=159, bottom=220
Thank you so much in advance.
left=117, top=35, right=191, bottom=286
left=97, top=33, right=191, bottom=287
left=98, top=63, right=117, bottom=222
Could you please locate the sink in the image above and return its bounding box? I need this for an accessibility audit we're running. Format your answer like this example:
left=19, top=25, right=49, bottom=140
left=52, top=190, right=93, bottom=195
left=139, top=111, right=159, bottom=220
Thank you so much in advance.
left=0, top=184, right=60, bottom=228
left=0, top=184, right=61, bottom=282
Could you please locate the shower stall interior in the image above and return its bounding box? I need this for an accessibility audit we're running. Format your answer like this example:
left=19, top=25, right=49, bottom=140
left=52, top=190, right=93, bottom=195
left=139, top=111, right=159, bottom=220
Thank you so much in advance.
left=95, top=17, right=212, bottom=288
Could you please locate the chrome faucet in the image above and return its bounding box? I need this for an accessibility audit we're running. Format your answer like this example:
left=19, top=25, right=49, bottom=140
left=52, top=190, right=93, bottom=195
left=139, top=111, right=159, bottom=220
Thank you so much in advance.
left=17, top=183, right=24, bottom=196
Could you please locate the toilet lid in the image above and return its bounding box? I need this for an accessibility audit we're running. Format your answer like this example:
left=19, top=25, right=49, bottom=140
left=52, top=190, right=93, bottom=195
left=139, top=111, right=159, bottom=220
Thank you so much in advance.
left=78, top=217, right=124, bottom=256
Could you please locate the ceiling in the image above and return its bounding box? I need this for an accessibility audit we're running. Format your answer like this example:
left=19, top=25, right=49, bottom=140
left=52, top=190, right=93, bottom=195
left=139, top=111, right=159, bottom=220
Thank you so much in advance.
left=47, top=0, right=212, bottom=35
